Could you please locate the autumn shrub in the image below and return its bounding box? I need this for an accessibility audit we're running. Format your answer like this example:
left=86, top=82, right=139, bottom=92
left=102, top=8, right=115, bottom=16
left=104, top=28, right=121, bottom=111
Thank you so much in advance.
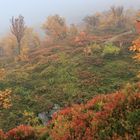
left=0, top=92, right=140, bottom=140
left=0, top=69, right=6, bottom=80
left=130, top=36, right=140, bottom=61
left=90, top=43, right=102, bottom=54
left=74, top=32, right=91, bottom=47
left=43, top=92, right=140, bottom=140
left=0, top=130, right=6, bottom=140
left=36, top=127, right=50, bottom=140
left=102, top=43, right=120, bottom=57
left=6, top=125, right=37, bottom=140
left=0, top=89, right=12, bottom=109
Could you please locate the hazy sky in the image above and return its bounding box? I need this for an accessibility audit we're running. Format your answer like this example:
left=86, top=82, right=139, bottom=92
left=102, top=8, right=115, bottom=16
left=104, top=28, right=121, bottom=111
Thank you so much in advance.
left=0, top=0, right=140, bottom=36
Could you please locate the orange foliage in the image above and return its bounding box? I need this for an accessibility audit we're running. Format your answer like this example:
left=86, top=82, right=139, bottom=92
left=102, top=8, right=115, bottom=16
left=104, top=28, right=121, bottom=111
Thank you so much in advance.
left=130, top=37, right=140, bottom=61
left=6, top=125, right=36, bottom=140
left=15, top=54, right=29, bottom=62
left=0, top=68, right=6, bottom=80
left=0, top=125, right=36, bottom=140
left=0, top=89, right=12, bottom=109
left=74, top=32, right=91, bottom=46
left=0, top=69, right=12, bottom=110
left=42, top=15, right=67, bottom=41
left=45, top=92, right=140, bottom=140
left=0, top=92, right=139, bottom=139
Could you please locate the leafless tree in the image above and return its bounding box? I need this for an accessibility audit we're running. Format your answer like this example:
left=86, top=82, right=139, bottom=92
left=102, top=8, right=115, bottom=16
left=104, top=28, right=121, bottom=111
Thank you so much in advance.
left=110, top=6, right=124, bottom=18
left=84, top=15, right=99, bottom=28
left=10, top=15, right=26, bottom=55
left=110, top=6, right=125, bottom=28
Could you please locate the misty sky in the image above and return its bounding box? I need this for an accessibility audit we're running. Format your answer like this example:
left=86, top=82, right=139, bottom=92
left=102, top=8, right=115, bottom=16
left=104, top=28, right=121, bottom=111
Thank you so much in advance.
left=0, top=0, right=140, bottom=36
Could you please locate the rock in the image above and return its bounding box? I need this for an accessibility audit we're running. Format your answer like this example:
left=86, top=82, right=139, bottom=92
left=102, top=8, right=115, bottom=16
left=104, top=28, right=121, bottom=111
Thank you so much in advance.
left=38, top=104, right=61, bottom=125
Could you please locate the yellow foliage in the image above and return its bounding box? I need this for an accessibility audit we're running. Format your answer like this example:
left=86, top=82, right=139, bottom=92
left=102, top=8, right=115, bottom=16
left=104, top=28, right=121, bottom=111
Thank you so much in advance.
left=0, top=34, right=17, bottom=56
left=15, top=54, right=29, bottom=62
left=22, top=28, right=40, bottom=50
left=0, top=89, right=12, bottom=109
left=0, top=68, right=6, bottom=80
left=22, top=110, right=40, bottom=126
left=42, top=15, right=67, bottom=41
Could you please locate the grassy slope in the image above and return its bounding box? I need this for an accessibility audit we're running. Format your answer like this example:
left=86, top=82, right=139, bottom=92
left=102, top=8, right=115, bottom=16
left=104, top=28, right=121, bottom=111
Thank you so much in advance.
left=0, top=43, right=140, bottom=131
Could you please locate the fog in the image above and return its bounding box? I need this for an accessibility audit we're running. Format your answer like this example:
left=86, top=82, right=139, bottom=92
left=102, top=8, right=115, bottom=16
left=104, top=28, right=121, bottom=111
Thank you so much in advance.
left=0, top=0, right=140, bottom=36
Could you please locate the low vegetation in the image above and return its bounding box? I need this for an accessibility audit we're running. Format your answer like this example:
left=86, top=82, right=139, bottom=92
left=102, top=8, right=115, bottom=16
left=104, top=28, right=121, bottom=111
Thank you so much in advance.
left=0, top=91, right=139, bottom=140
left=0, top=5, right=140, bottom=140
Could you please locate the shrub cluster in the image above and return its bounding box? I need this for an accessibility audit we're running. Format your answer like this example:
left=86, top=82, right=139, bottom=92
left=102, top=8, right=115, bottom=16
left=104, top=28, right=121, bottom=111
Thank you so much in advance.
left=44, top=92, right=140, bottom=140
left=0, top=92, right=139, bottom=140
left=102, top=43, right=120, bottom=57
left=0, top=125, right=37, bottom=140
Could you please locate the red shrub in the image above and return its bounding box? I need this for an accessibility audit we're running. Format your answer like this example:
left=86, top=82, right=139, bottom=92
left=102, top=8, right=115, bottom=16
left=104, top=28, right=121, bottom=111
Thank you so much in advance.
left=1, top=92, right=140, bottom=140
left=6, top=125, right=36, bottom=140
left=0, top=130, right=6, bottom=140
left=45, top=92, right=140, bottom=140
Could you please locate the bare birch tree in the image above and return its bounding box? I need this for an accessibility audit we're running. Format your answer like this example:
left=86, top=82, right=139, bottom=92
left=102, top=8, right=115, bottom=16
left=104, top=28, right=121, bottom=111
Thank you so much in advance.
left=10, top=15, right=26, bottom=55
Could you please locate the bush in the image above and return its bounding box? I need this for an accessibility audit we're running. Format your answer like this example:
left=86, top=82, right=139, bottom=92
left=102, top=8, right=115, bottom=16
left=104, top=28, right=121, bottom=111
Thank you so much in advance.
left=0, top=130, right=6, bottom=140
left=102, top=43, right=120, bottom=57
left=0, top=92, right=140, bottom=140
left=43, top=92, right=140, bottom=140
left=90, top=43, right=102, bottom=53
left=6, top=125, right=37, bottom=140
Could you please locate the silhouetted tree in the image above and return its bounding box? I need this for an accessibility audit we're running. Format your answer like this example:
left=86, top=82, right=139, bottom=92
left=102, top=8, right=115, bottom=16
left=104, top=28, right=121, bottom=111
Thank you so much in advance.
left=10, top=15, right=26, bottom=55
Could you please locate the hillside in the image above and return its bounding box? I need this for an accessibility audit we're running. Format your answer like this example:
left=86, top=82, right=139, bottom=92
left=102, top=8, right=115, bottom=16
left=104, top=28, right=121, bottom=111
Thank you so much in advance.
left=0, top=91, right=139, bottom=140
left=0, top=38, right=140, bottom=131
left=0, top=4, right=140, bottom=139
